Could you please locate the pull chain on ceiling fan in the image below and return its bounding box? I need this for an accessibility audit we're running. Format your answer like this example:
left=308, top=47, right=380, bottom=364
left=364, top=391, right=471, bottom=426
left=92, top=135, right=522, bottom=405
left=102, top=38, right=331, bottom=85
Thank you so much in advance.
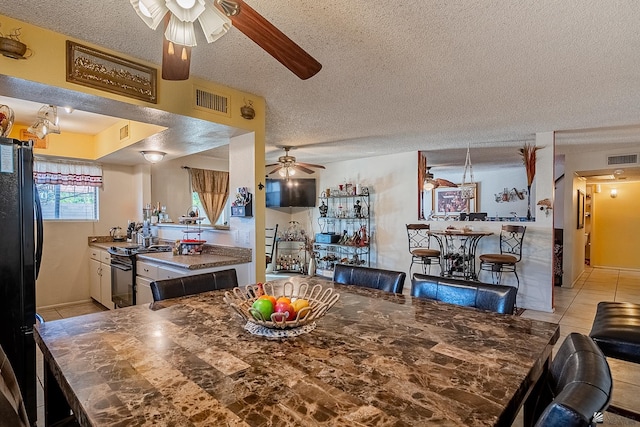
left=131, top=0, right=322, bottom=81
left=266, top=146, right=325, bottom=181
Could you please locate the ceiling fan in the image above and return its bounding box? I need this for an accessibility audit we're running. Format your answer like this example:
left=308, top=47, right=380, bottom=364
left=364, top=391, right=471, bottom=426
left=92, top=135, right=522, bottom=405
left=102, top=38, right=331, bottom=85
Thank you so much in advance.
left=266, top=146, right=325, bottom=180
left=423, top=167, right=458, bottom=191
left=131, top=0, right=322, bottom=81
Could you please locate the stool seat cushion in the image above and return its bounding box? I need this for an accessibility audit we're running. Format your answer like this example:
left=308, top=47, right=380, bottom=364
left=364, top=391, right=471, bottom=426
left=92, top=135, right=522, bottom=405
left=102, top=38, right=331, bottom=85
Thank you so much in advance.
left=479, top=253, right=518, bottom=264
left=411, top=248, right=440, bottom=257
left=590, top=301, right=640, bottom=364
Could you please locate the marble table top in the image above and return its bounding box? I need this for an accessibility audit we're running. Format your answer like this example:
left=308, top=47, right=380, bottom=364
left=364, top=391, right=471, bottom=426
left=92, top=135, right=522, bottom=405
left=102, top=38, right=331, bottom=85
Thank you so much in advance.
left=35, top=277, right=559, bottom=426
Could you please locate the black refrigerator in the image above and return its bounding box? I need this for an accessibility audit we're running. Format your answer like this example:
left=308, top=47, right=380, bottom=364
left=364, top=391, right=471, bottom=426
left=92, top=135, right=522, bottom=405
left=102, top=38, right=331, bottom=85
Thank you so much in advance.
left=0, top=137, right=43, bottom=425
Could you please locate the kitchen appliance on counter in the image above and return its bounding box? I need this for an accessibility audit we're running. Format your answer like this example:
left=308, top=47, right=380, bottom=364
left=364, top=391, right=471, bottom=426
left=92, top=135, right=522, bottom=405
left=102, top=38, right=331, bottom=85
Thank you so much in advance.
left=0, top=137, right=43, bottom=424
left=110, top=226, right=126, bottom=241
left=108, top=245, right=172, bottom=308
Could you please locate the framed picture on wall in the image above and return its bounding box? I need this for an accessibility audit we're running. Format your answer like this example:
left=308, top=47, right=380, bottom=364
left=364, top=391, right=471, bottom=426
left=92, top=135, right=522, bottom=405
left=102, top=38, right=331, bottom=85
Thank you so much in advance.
left=577, top=189, right=585, bottom=229
left=433, top=185, right=477, bottom=215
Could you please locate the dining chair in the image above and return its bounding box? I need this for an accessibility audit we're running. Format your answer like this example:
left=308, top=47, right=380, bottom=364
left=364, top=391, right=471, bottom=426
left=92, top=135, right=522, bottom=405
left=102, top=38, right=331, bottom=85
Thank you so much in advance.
left=150, top=269, right=238, bottom=301
left=406, top=224, right=442, bottom=276
left=478, top=225, right=526, bottom=290
left=532, top=332, right=612, bottom=427
left=333, top=264, right=406, bottom=294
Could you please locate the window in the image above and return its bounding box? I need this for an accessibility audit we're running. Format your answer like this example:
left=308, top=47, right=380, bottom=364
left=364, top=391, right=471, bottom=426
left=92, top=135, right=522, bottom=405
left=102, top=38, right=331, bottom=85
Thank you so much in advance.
left=192, top=192, right=229, bottom=226
left=37, top=184, right=99, bottom=220
left=34, top=158, right=102, bottom=221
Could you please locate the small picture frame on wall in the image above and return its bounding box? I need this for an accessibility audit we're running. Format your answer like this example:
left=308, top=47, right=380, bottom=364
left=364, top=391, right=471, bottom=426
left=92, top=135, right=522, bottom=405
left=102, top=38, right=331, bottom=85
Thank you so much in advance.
left=577, top=189, right=585, bottom=229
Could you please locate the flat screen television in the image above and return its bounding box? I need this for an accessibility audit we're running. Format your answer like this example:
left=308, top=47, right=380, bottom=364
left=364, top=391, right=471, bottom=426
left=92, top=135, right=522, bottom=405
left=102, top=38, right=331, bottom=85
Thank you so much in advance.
left=266, top=178, right=316, bottom=208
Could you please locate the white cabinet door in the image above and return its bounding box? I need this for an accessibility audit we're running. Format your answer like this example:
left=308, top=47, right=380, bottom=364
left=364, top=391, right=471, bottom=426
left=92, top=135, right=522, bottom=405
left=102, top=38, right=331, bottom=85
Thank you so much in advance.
left=136, top=276, right=154, bottom=305
left=89, top=258, right=101, bottom=302
left=157, top=265, right=186, bottom=280
left=100, top=263, right=112, bottom=309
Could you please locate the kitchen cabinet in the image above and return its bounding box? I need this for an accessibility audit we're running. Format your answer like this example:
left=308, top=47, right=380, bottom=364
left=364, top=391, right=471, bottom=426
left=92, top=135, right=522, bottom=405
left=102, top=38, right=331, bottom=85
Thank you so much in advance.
left=88, top=249, right=113, bottom=309
left=314, top=192, right=371, bottom=278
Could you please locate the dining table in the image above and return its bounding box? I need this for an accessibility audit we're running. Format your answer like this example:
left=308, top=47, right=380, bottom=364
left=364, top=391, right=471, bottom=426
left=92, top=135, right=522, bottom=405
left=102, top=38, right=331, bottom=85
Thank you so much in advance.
left=35, top=276, right=559, bottom=427
left=428, top=228, right=494, bottom=280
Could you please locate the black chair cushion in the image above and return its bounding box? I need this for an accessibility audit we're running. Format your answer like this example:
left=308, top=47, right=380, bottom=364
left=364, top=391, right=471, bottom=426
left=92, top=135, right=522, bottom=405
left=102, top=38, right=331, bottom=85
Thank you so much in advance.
left=150, top=269, right=238, bottom=302
left=410, top=273, right=516, bottom=314
left=589, top=301, right=640, bottom=364
left=333, top=264, right=406, bottom=294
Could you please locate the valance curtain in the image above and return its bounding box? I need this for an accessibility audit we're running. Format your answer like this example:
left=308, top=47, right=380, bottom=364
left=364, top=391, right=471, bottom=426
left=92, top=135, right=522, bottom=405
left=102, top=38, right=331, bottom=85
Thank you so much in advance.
left=34, top=158, right=103, bottom=187
left=189, top=168, right=229, bottom=224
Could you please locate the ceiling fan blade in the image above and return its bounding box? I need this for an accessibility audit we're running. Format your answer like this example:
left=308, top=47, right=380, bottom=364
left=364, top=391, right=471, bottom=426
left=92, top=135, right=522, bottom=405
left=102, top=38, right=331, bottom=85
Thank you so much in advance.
left=217, top=0, right=322, bottom=80
left=265, top=163, right=280, bottom=167
left=162, top=14, right=191, bottom=80
left=294, top=164, right=315, bottom=174
left=268, top=166, right=283, bottom=174
left=296, top=162, right=326, bottom=169
left=435, top=178, right=458, bottom=188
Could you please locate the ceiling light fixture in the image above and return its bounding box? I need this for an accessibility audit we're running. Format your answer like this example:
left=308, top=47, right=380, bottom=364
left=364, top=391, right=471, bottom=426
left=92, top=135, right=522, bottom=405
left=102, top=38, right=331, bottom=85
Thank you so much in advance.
left=140, top=151, right=166, bottom=163
left=130, top=0, right=231, bottom=48
left=27, top=104, right=60, bottom=139
left=278, top=165, right=296, bottom=180
left=610, top=188, right=618, bottom=198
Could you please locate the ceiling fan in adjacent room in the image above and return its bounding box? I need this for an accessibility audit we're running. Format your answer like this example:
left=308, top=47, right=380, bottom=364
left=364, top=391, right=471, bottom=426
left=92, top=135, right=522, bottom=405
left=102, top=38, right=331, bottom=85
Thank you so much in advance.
left=130, top=0, right=322, bottom=81
left=267, top=146, right=325, bottom=180
left=422, top=167, right=458, bottom=191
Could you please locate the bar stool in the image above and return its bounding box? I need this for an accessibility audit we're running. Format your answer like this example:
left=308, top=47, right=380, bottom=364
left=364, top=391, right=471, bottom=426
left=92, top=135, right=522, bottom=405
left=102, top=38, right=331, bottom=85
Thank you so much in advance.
left=406, top=224, right=442, bottom=276
left=478, top=225, right=526, bottom=290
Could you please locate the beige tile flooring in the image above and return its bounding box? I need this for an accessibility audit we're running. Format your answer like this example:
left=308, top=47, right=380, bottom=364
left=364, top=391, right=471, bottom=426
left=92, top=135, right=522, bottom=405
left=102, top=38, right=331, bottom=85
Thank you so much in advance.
left=35, top=269, right=640, bottom=426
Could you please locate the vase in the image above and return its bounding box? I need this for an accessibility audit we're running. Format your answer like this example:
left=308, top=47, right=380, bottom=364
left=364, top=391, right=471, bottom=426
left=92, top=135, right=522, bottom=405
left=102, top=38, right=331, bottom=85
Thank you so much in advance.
left=308, top=257, right=316, bottom=276
left=526, top=185, right=532, bottom=221
left=0, top=104, right=14, bottom=137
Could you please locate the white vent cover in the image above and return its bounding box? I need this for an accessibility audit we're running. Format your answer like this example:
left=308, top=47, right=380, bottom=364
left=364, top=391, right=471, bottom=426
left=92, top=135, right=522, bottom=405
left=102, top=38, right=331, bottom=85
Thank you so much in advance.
left=193, top=86, right=230, bottom=117
left=607, top=153, right=638, bottom=165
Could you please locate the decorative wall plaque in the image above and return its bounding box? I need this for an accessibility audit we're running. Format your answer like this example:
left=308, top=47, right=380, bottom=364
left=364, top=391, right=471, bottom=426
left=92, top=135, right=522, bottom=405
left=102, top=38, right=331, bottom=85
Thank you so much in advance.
left=66, top=41, right=157, bottom=103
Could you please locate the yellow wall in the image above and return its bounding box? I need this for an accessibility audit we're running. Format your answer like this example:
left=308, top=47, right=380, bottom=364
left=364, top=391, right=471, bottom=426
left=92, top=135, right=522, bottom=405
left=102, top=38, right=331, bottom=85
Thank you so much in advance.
left=591, top=182, right=640, bottom=269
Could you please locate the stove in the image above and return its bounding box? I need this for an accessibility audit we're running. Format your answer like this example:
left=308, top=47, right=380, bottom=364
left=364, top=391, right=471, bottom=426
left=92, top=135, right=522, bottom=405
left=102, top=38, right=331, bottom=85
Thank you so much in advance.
left=108, top=245, right=172, bottom=308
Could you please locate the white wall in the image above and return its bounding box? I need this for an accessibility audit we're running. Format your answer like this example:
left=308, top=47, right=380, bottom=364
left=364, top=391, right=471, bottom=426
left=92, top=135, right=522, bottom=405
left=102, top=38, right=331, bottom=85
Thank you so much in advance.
left=37, top=164, right=140, bottom=308
left=269, top=146, right=555, bottom=312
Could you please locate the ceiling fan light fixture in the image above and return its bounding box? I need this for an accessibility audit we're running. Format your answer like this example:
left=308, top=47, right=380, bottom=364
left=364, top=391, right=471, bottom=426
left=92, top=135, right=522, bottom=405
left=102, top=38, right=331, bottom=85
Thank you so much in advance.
left=130, top=0, right=166, bottom=30
left=141, top=151, right=166, bottom=163
left=166, top=0, right=206, bottom=22
left=165, top=14, right=198, bottom=46
left=423, top=179, right=436, bottom=192
left=197, top=6, right=231, bottom=43
left=27, top=120, right=47, bottom=139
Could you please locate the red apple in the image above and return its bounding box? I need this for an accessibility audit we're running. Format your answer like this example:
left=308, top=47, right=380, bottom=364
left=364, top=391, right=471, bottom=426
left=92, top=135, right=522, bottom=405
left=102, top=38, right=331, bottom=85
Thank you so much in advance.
left=273, top=301, right=296, bottom=321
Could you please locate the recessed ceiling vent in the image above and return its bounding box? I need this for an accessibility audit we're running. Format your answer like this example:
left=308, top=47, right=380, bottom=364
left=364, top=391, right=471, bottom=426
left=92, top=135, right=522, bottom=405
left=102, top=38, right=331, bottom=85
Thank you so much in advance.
left=607, top=153, right=638, bottom=166
left=193, top=86, right=230, bottom=117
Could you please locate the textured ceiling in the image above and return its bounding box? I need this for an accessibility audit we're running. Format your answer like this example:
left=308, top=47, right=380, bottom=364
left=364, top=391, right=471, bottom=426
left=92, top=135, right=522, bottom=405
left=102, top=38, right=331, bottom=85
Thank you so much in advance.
left=2, top=0, right=640, bottom=168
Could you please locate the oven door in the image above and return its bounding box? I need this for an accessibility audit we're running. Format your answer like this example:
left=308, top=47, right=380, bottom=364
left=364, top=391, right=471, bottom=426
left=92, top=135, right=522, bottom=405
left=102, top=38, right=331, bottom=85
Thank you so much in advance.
left=111, top=256, right=134, bottom=308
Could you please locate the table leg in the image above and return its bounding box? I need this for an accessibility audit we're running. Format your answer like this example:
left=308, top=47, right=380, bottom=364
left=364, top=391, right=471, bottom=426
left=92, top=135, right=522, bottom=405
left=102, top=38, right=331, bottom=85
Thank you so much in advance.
left=43, top=360, right=73, bottom=426
left=523, top=354, right=551, bottom=427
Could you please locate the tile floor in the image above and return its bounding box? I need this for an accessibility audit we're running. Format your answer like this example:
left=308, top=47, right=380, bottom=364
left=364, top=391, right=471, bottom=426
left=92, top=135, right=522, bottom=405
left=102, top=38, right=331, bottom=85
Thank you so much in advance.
left=34, top=269, right=640, bottom=426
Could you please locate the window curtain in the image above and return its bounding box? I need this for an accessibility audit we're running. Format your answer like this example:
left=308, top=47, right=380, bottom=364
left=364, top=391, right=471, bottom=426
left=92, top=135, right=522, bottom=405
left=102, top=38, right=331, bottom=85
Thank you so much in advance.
left=189, top=168, right=229, bottom=224
left=34, top=158, right=103, bottom=187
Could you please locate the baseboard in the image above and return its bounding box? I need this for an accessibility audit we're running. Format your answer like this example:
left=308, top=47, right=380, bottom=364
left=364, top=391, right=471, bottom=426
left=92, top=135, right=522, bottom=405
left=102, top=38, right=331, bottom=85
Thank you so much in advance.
left=37, top=298, right=95, bottom=311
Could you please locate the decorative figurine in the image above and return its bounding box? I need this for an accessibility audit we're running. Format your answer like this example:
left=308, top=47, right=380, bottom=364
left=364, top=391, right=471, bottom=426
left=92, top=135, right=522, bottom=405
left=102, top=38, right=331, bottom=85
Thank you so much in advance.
left=354, top=200, right=362, bottom=218
left=319, top=201, right=328, bottom=217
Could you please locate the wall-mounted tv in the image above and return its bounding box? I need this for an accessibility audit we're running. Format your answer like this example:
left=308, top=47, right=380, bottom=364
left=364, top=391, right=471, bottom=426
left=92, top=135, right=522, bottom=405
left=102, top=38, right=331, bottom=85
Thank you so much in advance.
left=266, top=178, right=316, bottom=208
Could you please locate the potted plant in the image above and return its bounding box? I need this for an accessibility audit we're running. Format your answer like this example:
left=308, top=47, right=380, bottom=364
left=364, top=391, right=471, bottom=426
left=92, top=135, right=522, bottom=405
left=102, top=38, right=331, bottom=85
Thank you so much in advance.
left=519, top=143, right=542, bottom=220
left=0, top=25, right=28, bottom=59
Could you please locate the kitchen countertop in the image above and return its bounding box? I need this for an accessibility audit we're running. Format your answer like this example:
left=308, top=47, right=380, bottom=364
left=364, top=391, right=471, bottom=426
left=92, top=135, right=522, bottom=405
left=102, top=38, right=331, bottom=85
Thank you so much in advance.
left=88, top=240, right=251, bottom=270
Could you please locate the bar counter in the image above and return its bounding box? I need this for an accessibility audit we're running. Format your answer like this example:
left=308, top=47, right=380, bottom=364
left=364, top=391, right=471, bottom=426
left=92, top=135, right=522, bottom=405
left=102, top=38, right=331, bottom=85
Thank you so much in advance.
left=36, top=277, right=559, bottom=426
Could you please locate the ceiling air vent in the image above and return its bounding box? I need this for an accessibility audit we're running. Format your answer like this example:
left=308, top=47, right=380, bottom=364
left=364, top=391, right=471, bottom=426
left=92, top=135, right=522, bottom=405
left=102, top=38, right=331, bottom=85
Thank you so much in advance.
left=607, top=153, right=638, bottom=165
left=193, top=86, right=230, bottom=117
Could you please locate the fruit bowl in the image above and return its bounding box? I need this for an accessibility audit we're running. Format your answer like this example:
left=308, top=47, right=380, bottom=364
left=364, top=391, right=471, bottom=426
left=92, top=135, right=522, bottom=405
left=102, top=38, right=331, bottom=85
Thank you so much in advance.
left=223, top=281, right=340, bottom=331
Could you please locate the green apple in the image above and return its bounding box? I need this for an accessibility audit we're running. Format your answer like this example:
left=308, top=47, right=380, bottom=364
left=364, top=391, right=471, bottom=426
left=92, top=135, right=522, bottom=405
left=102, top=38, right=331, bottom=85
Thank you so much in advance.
left=251, top=298, right=274, bottom=321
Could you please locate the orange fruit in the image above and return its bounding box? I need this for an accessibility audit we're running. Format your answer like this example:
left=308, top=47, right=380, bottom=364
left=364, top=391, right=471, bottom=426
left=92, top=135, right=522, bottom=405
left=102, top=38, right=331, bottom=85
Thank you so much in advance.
left=276, top=296, right=291, bottom=305
left=258, top=295, right=277, bottom=306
